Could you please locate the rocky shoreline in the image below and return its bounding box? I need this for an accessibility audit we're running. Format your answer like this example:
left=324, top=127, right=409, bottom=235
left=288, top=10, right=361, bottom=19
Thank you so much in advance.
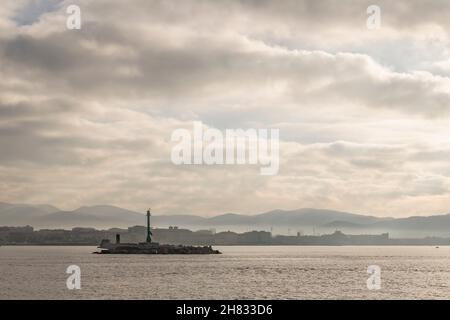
left=94, top=240, right=221, bottom=254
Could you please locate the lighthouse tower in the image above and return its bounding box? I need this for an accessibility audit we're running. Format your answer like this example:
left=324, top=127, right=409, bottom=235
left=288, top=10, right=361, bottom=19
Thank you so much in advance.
left=146, top=208, right=153, bottom=243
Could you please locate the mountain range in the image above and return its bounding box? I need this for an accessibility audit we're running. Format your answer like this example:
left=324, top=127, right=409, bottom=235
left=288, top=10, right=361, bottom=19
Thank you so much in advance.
left=1, top=202, right=450, bottom=237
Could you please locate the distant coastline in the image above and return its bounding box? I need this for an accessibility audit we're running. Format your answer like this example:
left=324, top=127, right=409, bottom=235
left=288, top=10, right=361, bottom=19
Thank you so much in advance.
left=2, top=225, right=450, bottom=246
left=3, top=203, right=450, bottom=238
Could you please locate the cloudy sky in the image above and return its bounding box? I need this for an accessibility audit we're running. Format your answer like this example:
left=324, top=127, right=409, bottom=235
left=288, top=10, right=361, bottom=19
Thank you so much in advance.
left=1, top=0, right=450, bottom=217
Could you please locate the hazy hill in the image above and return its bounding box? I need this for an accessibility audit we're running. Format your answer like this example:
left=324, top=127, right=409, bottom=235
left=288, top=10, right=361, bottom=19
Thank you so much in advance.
left=1, top=202, right=450, bottom=237
left=0, top=203, right=144, bottom=229
left=0, top=202, right=61, bottom=226
left=369, top=214, right=450, bottom=233
left=41, top=205, right=146, bottom=229
left=254, top=208, right=390, bottom=225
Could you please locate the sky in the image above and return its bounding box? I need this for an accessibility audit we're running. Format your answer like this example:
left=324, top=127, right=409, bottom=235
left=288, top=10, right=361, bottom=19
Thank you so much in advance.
left=1, top=0, right=450, bottom=217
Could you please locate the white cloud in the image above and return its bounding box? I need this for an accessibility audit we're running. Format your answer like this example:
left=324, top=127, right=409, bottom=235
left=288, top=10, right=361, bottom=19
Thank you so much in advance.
left=1, top=0, right=450, bottom=217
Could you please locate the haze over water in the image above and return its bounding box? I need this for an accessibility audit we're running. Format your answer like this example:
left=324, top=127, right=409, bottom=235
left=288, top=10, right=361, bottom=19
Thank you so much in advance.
left=1, top=246, right=449, bottom=299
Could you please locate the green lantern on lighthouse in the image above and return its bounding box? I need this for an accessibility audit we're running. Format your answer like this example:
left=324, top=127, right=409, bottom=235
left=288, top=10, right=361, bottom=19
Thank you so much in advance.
left=146, top=208, right=153, bottom=243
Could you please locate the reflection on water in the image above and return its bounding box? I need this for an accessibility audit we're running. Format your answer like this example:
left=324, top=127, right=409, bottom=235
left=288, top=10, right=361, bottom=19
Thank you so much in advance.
left=1, top=245, right=449, bottom=299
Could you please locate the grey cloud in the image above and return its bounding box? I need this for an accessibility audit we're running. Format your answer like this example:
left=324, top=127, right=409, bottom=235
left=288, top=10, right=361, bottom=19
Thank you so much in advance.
left=1, top=0, right=450, bottom=216
left=12, top=0, right=62, bottom=26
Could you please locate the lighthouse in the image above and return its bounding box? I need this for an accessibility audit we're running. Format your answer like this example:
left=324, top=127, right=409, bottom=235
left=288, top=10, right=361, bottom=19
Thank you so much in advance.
left=146, top=208, right=153, bottom=243
left=96, top=207, right=221, bottom=254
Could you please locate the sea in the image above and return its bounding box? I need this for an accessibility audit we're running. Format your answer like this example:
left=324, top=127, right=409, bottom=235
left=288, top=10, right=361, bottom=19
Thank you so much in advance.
left=1, top=245, right=449, bottom=299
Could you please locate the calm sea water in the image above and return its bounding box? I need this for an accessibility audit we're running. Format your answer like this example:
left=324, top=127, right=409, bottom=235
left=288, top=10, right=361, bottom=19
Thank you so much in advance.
left=1, top=246, right=449, bottom=299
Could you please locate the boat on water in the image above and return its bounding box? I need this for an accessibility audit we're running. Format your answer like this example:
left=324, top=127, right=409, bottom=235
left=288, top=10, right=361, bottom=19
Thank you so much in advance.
left=95, top=209, right=221, bottom=254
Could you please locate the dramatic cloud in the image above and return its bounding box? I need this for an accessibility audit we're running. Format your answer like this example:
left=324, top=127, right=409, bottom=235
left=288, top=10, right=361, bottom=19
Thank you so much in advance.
left=1, top=0, right=450, bottom=217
